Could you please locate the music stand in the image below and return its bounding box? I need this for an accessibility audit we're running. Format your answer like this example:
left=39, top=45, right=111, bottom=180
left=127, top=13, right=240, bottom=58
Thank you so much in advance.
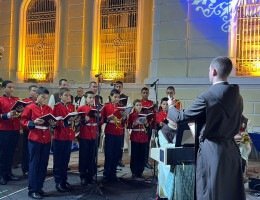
left=85, top=74, right=108, bottom=199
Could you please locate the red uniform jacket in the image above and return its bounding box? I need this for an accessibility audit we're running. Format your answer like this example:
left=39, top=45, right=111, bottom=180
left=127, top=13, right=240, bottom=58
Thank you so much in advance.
left=77, top=105, right=98, bottom=140
left=22, top=97, right=35, bottom=131
left=0, top=95, right=20, bottom=131
left=102, top=103, right=125, bottom=136
left=22, top=97, right=35, bottom=103
left=52, top=102, right=75, bottom=141
left=156, top=110, right=167, bottom=126
left=21, top=103, right=53, bottom=144
left=128, top=111, right=148, bottom=143
left=141, top=99, right=156, bottom=129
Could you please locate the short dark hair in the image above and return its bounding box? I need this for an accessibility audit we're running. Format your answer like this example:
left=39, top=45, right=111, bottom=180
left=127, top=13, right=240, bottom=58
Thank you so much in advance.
left=84, top=90, right=94, bottom=97
left=115, top=81, right=123, bottom=86
left=36, top=87, right=49, bottom=95
left=210, top=56, right=233, bottom=78
left=89, top=81, right=97, bottom=87
left=167, top=86, right=175, bottom=91
left=110, top=89, right=120, bottom=96
left=59, top=78, right=67, bottom=86
left=133, top=99, right=141, bottom=106
left=161, top=97, right=168, bottom=104
left=2, top=80, right=13, bottom=88
left=28, top=84, right=38, bottom=91
left=59, top=87, right=70, bottom=96
left=141, top=87, right=149, bottom=92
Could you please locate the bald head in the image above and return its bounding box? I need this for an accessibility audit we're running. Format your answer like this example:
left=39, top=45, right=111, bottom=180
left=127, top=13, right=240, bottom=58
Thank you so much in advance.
left=210, top=56, right=233, bottom=79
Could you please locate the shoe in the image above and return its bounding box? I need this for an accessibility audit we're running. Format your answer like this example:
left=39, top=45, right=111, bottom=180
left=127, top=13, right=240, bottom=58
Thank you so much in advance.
left=118, top=161, right=125, bottom=167
left=109, top=176, right=119, bottom=182
left=132, top=174, right=137, bottom=179
left=81, top=178, right=88, bottom=186
left=56, top=183, right=67, bottom=192
left=87, top=177, right=94, bottom=184
left=28, top=192, right=43, bottom=199
left=7, top=174, right=20, bottom=181
left=0, top=177, right=7, bottom=185
left=135, top=175, right=145, bottom=181
left=145, top=162, right=153, bottom=169
left=62, top=181, right=72, bottom=191
left=39, top=189, right=48, bottom=197
left=23, top=171, right=28, bottom=178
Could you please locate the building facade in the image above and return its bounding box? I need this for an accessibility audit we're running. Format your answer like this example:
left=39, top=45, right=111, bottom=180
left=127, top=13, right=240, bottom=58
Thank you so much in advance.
left=0, top=0, right=260, bottom=129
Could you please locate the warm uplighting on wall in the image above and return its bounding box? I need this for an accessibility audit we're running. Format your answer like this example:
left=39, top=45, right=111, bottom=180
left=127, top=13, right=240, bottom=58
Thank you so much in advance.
left=230, top=1, right=260, bottom=77
left=27, top=72, right=48, bottom=81
left=95, top=0, right=138, bottom=83
left=18, top=0, right=57, bottom=83
left=0, top=46, right=4, bottom=61
left=102, top=71, right=125, bottom=81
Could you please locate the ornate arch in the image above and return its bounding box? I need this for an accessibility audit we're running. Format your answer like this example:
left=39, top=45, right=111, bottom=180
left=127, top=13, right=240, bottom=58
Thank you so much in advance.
left=18, top=0, right=61, bottom=82
left=92, top=0, right=139, bottom=83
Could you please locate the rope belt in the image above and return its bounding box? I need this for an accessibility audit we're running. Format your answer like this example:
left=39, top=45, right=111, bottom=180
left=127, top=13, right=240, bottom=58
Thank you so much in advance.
left=85, top=123, right=97, bottom=126
left=132, top=129, right=146, bottom=132
left=35, top=125, right=48, bottom=130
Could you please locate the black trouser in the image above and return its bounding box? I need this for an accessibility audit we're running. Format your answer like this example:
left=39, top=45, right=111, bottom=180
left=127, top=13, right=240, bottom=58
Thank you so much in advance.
left=79, top=138, right=96, bottom=181
left=118, top=131, right=125, bottom=163
left=103, top=134, right=123, bottom=179
left=53, top=139, right=72, bottom=185
left=0, top=130, right=19, bottom=179
left=28, top=140, right=50, bottom=194
left=22, top=129, right=29, bottom=173
left=144, top=127, right=152, bottom=164
left=241, top=158, right=246, bottom=173
left=130, top=141, right=146, bottom=176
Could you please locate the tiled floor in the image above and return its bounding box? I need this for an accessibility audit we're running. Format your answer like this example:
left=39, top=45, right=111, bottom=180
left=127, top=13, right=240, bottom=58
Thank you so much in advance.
left=0, top=150, right=259, bottom=199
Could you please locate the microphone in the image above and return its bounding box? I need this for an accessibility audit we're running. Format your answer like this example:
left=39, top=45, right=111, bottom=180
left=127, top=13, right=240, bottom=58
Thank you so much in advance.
left=150, top=79, right=159, bottom=87
left=95, top=73, right=102, bottom=77
left=110, top=82, right=115, bottom=87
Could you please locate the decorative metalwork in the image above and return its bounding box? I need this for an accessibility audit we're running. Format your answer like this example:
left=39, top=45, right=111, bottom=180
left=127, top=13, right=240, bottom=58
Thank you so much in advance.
left=24, top=0, right=56, bottom=82
left=98, top=0, right=138, bottom=82
left=235, top=0, right=260, bottom=76
left=192, top=0, right=232, bottom=32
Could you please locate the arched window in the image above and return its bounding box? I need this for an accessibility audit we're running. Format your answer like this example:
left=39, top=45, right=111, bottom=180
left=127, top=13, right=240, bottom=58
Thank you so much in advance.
left=98, top=0, right=138, bottom=83
left=22, top=0, right=57, bottom=82
left=233, top=1, right=260, bottom=76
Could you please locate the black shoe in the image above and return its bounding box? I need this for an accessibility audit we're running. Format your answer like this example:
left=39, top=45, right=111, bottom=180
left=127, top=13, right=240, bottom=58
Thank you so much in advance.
left=62, top=181, right=72, bottom=191
left=87, top=177, right=94, bottom=184
left=56, top=184, right=67, bottom=192
left=118, top=161, right=125, bottom=167
left=28, top=192, right=43, bottom=199
left=0, top=177, right=7, bottom=185
left=39, top=190, right=48, bottom=197
left=145, top=162, right=153, bottom=169
left=81, top=178, right=88, bottom=186
left=23, top=171, right=28, bottom=178
left=7, top=174, right=20, bottom=181
left=102, top=177, right=110, bottom=183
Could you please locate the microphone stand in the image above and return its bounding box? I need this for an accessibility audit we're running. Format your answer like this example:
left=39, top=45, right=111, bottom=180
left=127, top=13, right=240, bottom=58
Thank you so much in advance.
left=150, top=80, right=159, bottom=184
left=86, top=74, right=108, bottom=199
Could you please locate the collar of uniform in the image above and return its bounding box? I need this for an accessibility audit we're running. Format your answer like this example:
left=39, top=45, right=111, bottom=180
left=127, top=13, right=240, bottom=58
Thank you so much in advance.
left=213, top=81, right=228, bottom=85
left=3, top=94, right=12, bottom=98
